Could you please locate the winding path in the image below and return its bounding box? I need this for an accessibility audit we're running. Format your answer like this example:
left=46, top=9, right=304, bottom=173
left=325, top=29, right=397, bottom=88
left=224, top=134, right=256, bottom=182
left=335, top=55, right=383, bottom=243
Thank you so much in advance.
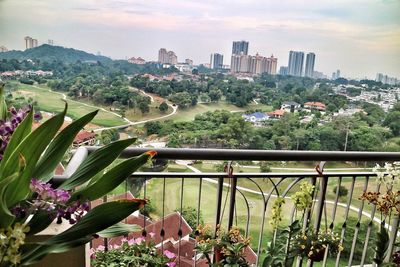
left=32, top=85, right=177, bottom=132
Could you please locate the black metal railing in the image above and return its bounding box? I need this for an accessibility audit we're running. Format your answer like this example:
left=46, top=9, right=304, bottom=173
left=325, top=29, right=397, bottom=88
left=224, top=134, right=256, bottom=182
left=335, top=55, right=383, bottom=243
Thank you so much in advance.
left=53, top=147, right=400, bottom=267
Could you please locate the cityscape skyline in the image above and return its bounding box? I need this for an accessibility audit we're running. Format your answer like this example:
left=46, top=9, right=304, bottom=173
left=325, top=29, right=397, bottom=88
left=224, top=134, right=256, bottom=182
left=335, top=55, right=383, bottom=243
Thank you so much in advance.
left=0, top=0, right=399, bottom=79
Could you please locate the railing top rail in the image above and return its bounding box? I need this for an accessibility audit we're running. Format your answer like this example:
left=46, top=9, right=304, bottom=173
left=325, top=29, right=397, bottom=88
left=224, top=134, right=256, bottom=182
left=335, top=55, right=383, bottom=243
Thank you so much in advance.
left=85, top=147, right=400, bottom=161
left=127, top=171, right=377, bottom=178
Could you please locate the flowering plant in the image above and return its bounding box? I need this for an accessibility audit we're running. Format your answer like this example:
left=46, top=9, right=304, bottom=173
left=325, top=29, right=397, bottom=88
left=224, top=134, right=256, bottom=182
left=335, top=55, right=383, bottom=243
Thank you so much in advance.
left=292, top=230, right=343, bottom=262
left=195, top=225, right=251, bottom=266
left=360, top=162, right=400, bottom=266
left=0, top=84, right=155, bottom=266
left=91, top=235, right=176, bottom=267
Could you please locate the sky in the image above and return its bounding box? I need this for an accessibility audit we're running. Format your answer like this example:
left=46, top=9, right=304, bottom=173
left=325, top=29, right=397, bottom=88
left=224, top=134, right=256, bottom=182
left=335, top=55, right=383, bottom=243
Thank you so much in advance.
left=0, top=0, right=399, bottom=79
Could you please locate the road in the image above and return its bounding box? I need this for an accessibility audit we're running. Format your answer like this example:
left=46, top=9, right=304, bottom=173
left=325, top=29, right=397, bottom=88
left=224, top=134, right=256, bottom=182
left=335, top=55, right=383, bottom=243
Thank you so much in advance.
left=176, top=161, right=397, bottom=234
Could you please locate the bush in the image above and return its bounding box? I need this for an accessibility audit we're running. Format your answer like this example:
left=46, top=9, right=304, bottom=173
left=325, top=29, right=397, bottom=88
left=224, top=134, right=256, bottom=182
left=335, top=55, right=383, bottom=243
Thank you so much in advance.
left=19, top=78, right=34, bottom=85
left=333, top=185, right=348, bottom=197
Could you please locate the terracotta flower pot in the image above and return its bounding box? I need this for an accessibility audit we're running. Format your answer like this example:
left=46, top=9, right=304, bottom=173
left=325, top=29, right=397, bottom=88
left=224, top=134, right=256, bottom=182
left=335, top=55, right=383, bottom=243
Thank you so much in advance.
left=214, top=247, right=223, bottom=263
left=308, top=248, right=326, bottom=262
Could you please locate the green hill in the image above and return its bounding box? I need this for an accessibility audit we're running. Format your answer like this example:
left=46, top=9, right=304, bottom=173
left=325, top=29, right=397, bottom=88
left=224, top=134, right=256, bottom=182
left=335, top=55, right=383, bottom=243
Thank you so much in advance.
left=0, top=44, right=111, bottom=63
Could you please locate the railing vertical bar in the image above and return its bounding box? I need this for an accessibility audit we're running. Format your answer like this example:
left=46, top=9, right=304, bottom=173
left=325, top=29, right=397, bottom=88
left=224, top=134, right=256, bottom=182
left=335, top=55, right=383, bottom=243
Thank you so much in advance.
left=103, top=195, right=108, bottom=252
left=143, top=177, right=147, bottom=236
left=322, top=176, right=343, bottom=267
left=335, top=176, right=356, bottom=267
left=348, top=175, right=369, bottom=266
left=386, top=215, right=399, bottom=262
left=237, top=188, right=251, bottom=238
left=194, top=177, right=203, bottom=267
left=360, top=181, right=380, bottom=266
left=177, top=178, right=184, bottom=267
left=160, top=177, right=166, bottom=254
left=215, top=177, right=224, bottom=235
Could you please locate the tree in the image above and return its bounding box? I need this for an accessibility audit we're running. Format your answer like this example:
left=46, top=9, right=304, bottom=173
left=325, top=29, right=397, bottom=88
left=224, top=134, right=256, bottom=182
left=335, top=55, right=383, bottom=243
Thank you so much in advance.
left=138, top=101, right=150, bottom=114
left=383, top=111, right=400, bottom=136
left=144, top=121, right=162, bottom=135
left=159, top=101, right=168, bottom=113
left=101, top=129, right=119, bottom=144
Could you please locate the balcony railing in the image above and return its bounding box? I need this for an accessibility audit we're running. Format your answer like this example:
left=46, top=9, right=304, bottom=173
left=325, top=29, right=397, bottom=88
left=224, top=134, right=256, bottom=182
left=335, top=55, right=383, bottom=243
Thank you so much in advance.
left=52, top=147, right=400, bottom=267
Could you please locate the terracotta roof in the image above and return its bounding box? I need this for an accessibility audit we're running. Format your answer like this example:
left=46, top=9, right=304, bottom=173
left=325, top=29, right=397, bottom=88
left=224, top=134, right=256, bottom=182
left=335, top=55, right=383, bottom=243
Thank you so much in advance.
left=73, top=131, right=96, bottom=143
left=268, top=109, right=285, bottom=116
left=304, top=102, right=326, bottom=108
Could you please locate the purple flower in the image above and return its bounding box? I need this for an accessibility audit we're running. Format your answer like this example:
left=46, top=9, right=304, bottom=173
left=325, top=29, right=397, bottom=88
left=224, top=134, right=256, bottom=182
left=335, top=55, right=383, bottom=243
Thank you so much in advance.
left=163, top=250, right=176, bottom=259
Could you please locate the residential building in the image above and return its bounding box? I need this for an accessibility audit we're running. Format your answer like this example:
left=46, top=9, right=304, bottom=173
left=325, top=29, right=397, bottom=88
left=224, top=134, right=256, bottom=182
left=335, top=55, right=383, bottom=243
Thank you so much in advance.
left=304, top=101, right=326, bottom=111
left=376, top=73, right=399, bottom=85
left=304, top=53, right=315, bottom=78
left=24, top=36, right=38, bottom=49
left=210, top=53, right=224, bottom=70
left=72, top=131, right=96, bottom=148
left=279, top=66, right=289, bottom=76
left=313, top=71, right=326, bottom=79
left=185, top=58, right=193, bottom=66
left=0, top=46, right=8, bottom=52
left=281, top=101, right=301, bottom=113
left=128, top=57, right=146, bottom=64
left=231, top=53, right=277, bottom=75
left=336, top=69, right=341, bottom=79
left=158, top=48, right=178, bottom=65
left=242, top=112, right=269, bottom=126
left=232, top=40, right=249, bottom=55
left=288, top=51, right=304, bottom=77
left=48, top=39, right=54, bottom=45
left=268, top=109, right=286, bottom=119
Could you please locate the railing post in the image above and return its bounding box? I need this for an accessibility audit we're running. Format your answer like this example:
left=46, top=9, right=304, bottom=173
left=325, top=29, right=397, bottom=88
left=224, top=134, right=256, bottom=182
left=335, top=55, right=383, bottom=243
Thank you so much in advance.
left=385, top=215, right=399, bottom=263
left=313, top=175, right=328, bottom=232
left=215, top=177, right=224, bottom=232
left=228, top=176, right=237, bottom=229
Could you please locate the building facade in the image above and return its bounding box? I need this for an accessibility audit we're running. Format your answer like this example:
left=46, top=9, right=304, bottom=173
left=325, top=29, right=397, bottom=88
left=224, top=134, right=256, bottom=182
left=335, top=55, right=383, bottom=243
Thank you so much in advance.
left=304, top=53, right=315, bottom=78
left=24, top=36, right=38, bottom=50
left=288, top=51, right=304, bottom=77
left=0, top=46, right=8, bottom=52
left=158, top=48, right=178, bottom=65
left=231, top=53, right=277, bottom=75
left=232, top=40, right=249, bottom=55
left=210, top=53, right=224, bottom=70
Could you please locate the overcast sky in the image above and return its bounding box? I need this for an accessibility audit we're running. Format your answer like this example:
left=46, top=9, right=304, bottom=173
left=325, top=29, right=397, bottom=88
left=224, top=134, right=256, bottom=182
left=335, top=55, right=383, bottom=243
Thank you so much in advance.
left=0, top=0, right=399, bottom=79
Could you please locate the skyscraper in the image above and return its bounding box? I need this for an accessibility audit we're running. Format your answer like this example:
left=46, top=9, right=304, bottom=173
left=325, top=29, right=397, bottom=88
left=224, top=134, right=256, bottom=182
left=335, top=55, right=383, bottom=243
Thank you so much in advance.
left=232, top=41, right=249, bottom=55
left=288, top=51, right=304, bottom=77
left=304, top=53, right=315, bottom=78
left=210, top=53, right=224, bottom=70
left=0, top=46, right=8, bottom=52
left=24, top=36, right=38, bottom=49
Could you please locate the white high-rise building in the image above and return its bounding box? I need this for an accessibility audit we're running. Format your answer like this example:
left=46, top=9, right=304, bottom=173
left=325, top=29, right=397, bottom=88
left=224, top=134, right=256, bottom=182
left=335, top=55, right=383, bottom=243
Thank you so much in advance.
left=288, top=51, right=304, bottom=77
left=24, top=36, right=38, bottom=49
left=304, top=53, right=315, bottom=78
left=158, top=48, right=178, bottom=65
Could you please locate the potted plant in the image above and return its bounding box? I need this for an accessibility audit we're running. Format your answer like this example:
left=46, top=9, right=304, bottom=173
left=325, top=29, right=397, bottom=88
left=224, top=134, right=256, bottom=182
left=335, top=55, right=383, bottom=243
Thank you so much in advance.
left=0, top=83, right=155, bottom=266
left=195, top=224, right=252, bottom=266
left=91, top=234, right=176, bottom=266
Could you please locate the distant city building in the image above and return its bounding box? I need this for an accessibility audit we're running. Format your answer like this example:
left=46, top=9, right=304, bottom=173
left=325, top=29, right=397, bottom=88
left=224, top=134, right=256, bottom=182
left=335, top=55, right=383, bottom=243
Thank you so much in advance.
left=304, top=53, right=315, bottom=78
left=376, top=73, right=399, bottom=85
left=332, top=69, right=341, bottom=80
left=185, top=59, right=193, bottom=66
left=24, top=36, right=38, bottom=49
left=0, top=46, right=8, bottom=52
left=231, top=53, right=277, bottom=75
left=158, top=48, right=178, bottom=65
left=288, top=51, right=304, bottom=77
left=232, top=40, right=249, bottom=55
left=210, top=53, right=224, bottom=70
left=313, top=71, right=326, bottom=79
left=48, top=39, right=54, bottom=45
left=279, top=66, right=289, bottom=76
left=128, top=57, right=146, bottom=65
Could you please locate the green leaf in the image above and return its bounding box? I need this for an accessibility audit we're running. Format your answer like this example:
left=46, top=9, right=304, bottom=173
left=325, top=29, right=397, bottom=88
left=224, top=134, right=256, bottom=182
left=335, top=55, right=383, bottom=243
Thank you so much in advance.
left=21, top=200, right=144, bottom=265
left=373, top=225, right=390, bottom=264
left=59, top=138, right=137, bottom=190
left=69, top=152, right=153, bottom=202
left=97, top=223, right=141, bottom=238
left=0, top=110, right=32, bottom=177
left=33, top=110, right=98, bottom=182
left=3, top=105, right=66, bottom=208
left=0, top=155, right=26, bottom=228
left=26, top=210, right=55, bottom=236
left=0, top=82, right=7, bottom=120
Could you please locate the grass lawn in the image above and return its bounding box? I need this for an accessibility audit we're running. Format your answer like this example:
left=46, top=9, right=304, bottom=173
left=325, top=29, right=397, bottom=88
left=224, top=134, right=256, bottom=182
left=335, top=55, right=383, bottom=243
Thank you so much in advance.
left=14, top=83, right=127, bottom=127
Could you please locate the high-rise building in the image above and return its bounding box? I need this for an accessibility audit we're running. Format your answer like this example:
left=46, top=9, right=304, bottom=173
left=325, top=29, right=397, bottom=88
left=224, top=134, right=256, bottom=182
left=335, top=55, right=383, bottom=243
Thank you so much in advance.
left=185, top=59, right=193, bottom=66
left=304, top=53, right=315, bottom=78
left=231, top=53, right=277, bottom=75
left=288, top=51, right=304, bottom=77
left=0, top=46, right=8, bottom=52
left=48, top=39, right=54, bottom=45
left=279, top=66, right=289, bottom=76
left=24, top=36, right=38, bottom=49
left=336, top=69, right=341, bottom=79
left=210, top=53, right=224, bottom=70
left=266, top=55, right=277, bottom=75
left=158, top=48, right=177, bottom=65
left=232, top=41, right=249, bottom=55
